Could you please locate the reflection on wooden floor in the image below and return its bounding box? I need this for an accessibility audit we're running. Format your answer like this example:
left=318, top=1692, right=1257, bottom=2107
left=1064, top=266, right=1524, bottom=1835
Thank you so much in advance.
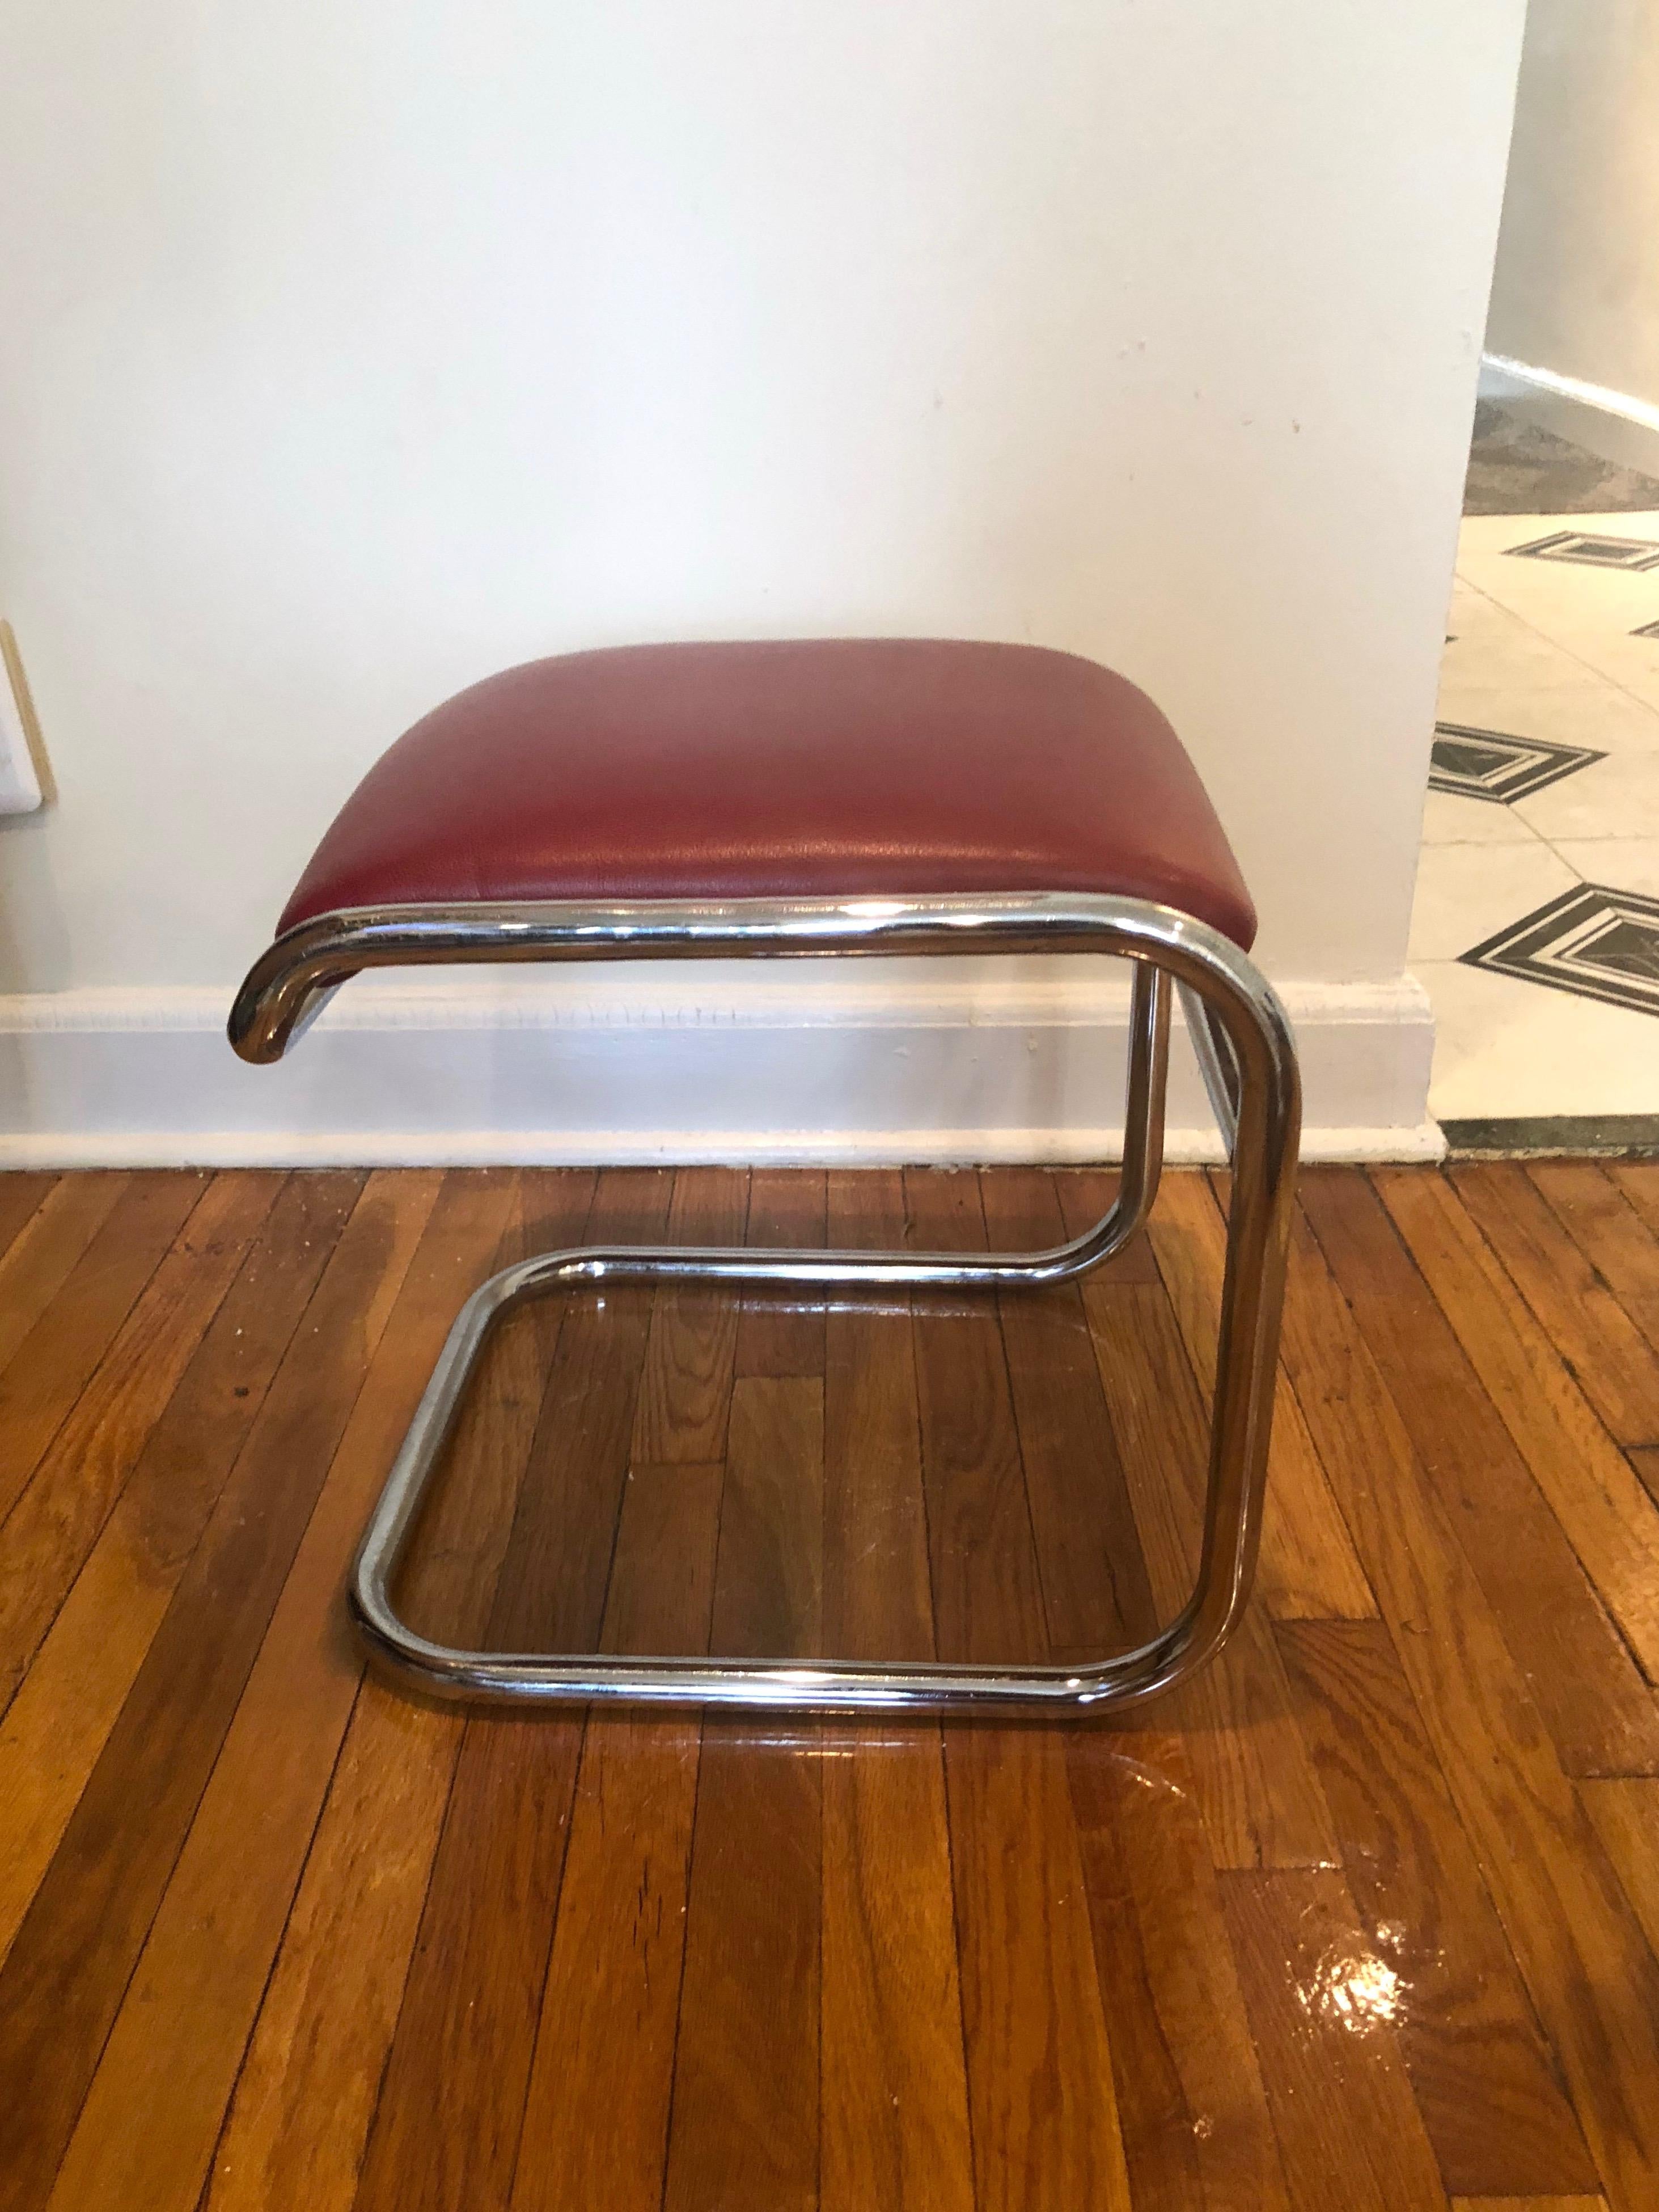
left=0, top=1160, right=1656, bottom=2210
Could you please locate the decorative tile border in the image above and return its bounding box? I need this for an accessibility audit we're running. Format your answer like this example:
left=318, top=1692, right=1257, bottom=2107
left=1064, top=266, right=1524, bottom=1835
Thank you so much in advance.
left=1506, top=529, right=1659, bottom=571
left=1462, top=882, right=1659, bottom=1019
left=1429, top=722, right=1606, bottom=806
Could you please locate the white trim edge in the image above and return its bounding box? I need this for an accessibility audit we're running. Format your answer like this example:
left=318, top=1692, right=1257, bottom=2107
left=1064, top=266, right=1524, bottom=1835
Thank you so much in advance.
left=1479, top=353, right=1659, bottom=438
left=0, top=964, right=1441, bottom=1167
left=1479, top=352, right=1659, bottom=478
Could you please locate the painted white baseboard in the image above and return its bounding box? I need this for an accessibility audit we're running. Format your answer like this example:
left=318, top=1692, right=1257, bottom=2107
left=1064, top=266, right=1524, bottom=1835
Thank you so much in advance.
left=1479, top=351, right=1659, bottom=483
left=0, top=960, right=1440, bottom=1167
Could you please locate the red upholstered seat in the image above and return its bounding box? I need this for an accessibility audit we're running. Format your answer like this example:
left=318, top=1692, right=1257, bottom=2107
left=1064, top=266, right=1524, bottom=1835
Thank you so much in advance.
left=278, top=639, right=1256, bottom=950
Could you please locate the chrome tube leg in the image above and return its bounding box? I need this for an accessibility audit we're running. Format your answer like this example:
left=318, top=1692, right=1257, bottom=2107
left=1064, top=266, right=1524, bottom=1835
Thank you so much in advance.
left=1119, top=961, right=1171, bottom=1224
left=1173, top=964, right=1301, bottom=1671
left=303, top=893, right=1298, bottom=1715
left=1177, top=978, right=1241, bottom=1158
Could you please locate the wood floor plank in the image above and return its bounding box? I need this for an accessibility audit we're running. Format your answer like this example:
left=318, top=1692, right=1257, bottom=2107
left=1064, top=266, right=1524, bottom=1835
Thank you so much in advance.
left=1578, top=1781, right=1659, bottom=1967
left=1279, top=1619, right=1597, bottom=2197
left=1449, top=1163, right=1659, bottom=1451
left=1108, top=1288, right=1338, bottom=1866
left=1219, top=1867, right=1451, bottom=2210
left=510, top=1461, right=721, bottom=2212
left=821, top=1721, right=976, bottom=2212
left=712, top=1376, right=824, bottom=1660
left=205, top=1686, right=465, bottom=2212
left=0, top=1169, right=56, bottom=1262
left=1263, top=1188, right=1659, bottom=2212
left=0, top=1171, right=362, bottom=1969
left=662, top=1375, right=824, bottom=2212
left=818, top=1173, right=974, bottom=2212
left=7, top=1161, right=1659, bottom=2210
left=979, top=1168, right=1159, bottom=1655
left=903, top=1180, right=1131, bottom=2209
left=189, top=1173, right=546, bottom=2212
left=1374, top=1168, right=1659, bottom=1683
left=738, top=1166, right=827, bottom=1378
left=0, top=1172, right=210, bottom=1527
left=1606, top=1162, right=1659, bottom=1243
left=1449, top=2198, right=1608, bottom=2211
left=663, top=1733, right=822, bottom=2212
left=1299, top=1167, right=1659, bottom=1779
left=1631, top=1446, right=1659, bottom=1514
left=351, top=1718, right=576, bottom=2212
left=631, top=1166, right=749, bottom=1461
left=1133, top=1170, right=1376, bottom=1622
left=902, top=1169, right=1047, bottom=1666
left=823, top=1169, right=932, bottom=1662
left=56, top=1175, right=568, bottom=2212
left=0, top=1167, right=446, bottom=2212
left=0, top=1171, right=125, bottom=1380
left=353, top=1168, right=674, bottom=2212
left=393, top=1172, right=598, bottom=1646
left=1067, top=1727, right=1292, bottom=2211
left=58, top=1697, right=447, bottom=2212
left=1065, top=1185, right=1340, bottom=1867
left=0, top=1170, right=293, bottom=1713
left=1529, top=1160, right=1659, bottom=1359
left=945, top=1719, right=1134, bottom=2212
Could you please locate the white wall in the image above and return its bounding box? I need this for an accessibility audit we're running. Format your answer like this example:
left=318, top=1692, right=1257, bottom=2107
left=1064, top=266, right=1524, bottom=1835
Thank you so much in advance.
left=1486, top=0, right=1659, bottom=417
left=0, top=2, right=1526, bottom=1163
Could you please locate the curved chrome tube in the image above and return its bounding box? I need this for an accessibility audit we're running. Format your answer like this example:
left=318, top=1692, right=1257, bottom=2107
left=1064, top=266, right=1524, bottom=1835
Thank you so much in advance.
left=230, top=889, right=1300, bottom=1715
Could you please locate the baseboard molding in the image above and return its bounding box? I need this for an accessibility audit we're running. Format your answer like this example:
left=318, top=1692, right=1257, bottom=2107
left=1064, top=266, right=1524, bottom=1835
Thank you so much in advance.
left=0, top=963, right=1441, bottom=1167
left=1479, top=351, right=1659, bottom=482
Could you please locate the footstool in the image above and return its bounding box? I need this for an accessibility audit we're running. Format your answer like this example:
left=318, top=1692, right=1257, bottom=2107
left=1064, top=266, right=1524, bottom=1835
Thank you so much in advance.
left=230, top=638, right=1300, bottom=1714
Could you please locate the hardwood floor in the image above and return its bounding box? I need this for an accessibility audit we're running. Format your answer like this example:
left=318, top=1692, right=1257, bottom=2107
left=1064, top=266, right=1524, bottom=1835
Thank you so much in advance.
left=0, top=1162, right=1656, bottom=2211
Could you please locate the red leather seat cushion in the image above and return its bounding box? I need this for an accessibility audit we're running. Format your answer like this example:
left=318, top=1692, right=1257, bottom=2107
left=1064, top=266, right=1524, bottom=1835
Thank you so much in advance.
left=278, top=639, right=1256, bottom=950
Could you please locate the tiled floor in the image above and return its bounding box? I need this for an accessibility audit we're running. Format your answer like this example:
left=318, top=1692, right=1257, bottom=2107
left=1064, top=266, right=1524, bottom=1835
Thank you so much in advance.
left=1413, top=506, right=1659, bottom=1128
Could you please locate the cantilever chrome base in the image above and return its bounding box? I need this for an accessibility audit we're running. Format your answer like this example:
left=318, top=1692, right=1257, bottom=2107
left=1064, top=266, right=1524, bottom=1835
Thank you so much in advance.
left=230, top=890, right=1301, bottom=1716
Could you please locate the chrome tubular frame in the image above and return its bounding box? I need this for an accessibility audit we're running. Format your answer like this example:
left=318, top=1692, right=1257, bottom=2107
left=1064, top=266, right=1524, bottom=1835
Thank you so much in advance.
left=230, top=890, right=1301, bottom=1715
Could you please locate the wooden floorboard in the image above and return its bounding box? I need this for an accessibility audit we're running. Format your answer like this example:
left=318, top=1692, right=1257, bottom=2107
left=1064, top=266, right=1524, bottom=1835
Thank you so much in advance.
left=1277, top=1618, right=1597, bottom=2196
left=0, top=1169, right=56, bottom=1262
left=1529, top=1160, right=1659, bottom=1363
left=0, top=1173, right=210, bottom=1528
left=0, top=1171, right=361, bottom=1971
left=0, top=1173, right=126, bottom=1384
left=1298, top=1166, right=1659, bottom=1779
left=1132, top=1167, right=1376, bottom=1621
left=1219, top=1864, right=1451, bottom=2211
left=819, top=1173, right=976, bottom=2212
left=1067, top=1725, right=1292, bottom=2209
left=1448, top=1164, right=1659, bottom=1453
left=1374, top=1168, right=1659, bottom=1681
left=2, top=1163, right=1659, bottom=2210
left=188, top=1171, right=520, bottom=2212
left=663, top=1258, right=823, bottom=2212
left=978, top=1170, right=1157, bottom=1656
left=1072, top=1186, right=1341, bottom=1868
left=0, top=1171, right=311, bottom=1717
left=353, top=1169, right=667, bottom=2212
left=510, top=1460, right=721, bottom=2212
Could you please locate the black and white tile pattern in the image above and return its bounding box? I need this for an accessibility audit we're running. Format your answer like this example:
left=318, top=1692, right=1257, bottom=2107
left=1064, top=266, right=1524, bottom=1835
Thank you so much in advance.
left=1429, top=722, right=1605, bottom=805
left=1462, top=884, right=1659, bottom=1020
left=1416, top=505, right=1659, bottom=1121
left=1506, top=528, right=1659, bottom=571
